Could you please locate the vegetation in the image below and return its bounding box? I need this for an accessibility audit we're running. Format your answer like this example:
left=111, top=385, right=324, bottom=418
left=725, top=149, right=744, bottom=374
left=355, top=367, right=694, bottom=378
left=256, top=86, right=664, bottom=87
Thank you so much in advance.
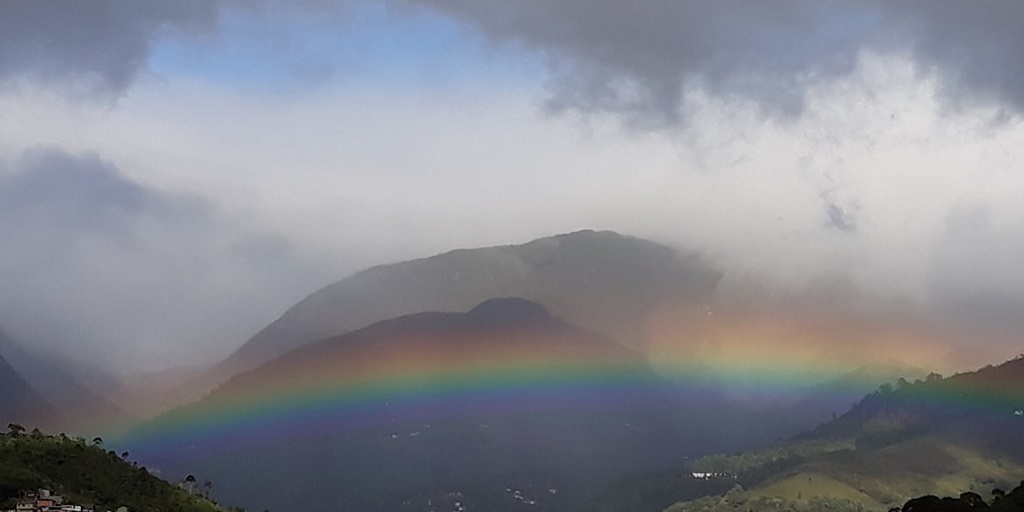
left=662, top=480, right=1024, bottom=512
left=0, top=429, right=226, bottom=512
left=664, top=484, right=873, bottom=512
left=595, top=471, right=737, bottom=512
left=661, top=429, right=1022, bottom=511
left=692, top=439, right=855, bottom=479
left=892, top=480, right=1024, bottom=512
left=658, top=359, right=1024, bottom=512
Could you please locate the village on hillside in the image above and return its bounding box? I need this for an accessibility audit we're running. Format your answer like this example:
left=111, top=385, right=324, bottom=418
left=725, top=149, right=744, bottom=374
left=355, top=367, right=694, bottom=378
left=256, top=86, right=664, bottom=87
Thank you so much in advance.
left=3, top=489, right=104, bottom=512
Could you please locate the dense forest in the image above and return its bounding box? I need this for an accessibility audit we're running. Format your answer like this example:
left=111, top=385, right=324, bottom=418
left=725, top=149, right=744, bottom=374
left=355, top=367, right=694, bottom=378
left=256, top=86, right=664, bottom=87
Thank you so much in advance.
left=0, top=426, right=231, bottom=512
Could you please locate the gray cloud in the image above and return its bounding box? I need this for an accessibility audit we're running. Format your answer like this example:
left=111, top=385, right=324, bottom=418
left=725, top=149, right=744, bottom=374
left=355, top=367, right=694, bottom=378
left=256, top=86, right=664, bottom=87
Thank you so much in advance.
left=0, top=149, right=164, bottom=238
left=0, top=1, right=224, bottom=97
left=5, top=1, right=1024, bottom=124
left=0, top=148, right=326, bottom=372
left=819, top=191, right=859, bottom=234
left=824, top=202, right=857, bottom=234
left=882, top=1, right=1024, bottom=114
left=398, top=0, right=1024, bottom=125
left=398, top=1, right=869, bottom=126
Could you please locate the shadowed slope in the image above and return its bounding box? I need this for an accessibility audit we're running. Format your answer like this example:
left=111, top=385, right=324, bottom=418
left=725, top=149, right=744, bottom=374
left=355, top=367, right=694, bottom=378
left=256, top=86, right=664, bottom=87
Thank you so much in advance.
left=0, top=357, right=62, bottom=431
left=0, top=327, right=58, bottom=429
left=0, top=328, right=126, bottom=433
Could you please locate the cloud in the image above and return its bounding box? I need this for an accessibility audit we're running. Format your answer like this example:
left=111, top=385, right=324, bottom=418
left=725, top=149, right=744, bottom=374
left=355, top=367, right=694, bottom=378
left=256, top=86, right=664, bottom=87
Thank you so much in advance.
left=820, top=192, right=859, bottom=234
left=881, top=1, right=1024, bottom=114
left=930, top=205, right=1024, bottom=332
left=0, top=1, right=225, bottom=97
left=824, top=202, right=857, bottom=234
left=0, top=149, right=166, bottom=238
left=397, top=1, right=1024, bottom=126
left=0, top=148, right=326, bottom=372
left=6, top=1, right=1024, bottom=125
left=393, top=1, right=860, bottom=126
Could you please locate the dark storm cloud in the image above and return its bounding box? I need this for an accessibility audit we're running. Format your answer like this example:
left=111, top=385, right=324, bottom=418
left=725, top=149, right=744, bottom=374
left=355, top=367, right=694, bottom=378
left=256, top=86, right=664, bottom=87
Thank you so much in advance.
left=0, top=1, right=224, bottom=97
left=0, top=148, right=325, bottom=371
left=399, top=0, right=1024, bottom=125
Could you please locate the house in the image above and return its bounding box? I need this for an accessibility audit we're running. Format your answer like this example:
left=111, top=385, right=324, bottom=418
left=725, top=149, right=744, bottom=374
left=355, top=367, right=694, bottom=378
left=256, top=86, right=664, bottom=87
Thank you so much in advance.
left=690, top=471, right=735, bottom=480
left=5, top=490, right=92, bottom=512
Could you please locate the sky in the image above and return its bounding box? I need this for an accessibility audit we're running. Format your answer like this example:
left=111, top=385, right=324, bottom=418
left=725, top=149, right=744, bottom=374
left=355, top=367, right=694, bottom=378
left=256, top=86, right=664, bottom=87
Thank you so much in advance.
left=2, top=1, right=1024, bottom=374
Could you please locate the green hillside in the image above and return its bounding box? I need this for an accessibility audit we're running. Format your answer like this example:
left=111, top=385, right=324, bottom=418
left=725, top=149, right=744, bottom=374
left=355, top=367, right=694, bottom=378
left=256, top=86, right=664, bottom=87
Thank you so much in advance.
left=658, top=357, right=1024, bottom=512
left=0, top=428, right=231, bottom=512
left=660, top=435, right=1024, bottom=512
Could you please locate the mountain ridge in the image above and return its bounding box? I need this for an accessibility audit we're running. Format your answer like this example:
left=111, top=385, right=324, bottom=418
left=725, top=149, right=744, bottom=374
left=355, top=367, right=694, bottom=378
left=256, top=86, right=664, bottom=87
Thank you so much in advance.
left=218, top=230, right=721, bottom=377
left=0, top=327, right=58, bottom=429
left=0, top=329, right=126, bottom=433
left=0, top=352, right=54, bottom=428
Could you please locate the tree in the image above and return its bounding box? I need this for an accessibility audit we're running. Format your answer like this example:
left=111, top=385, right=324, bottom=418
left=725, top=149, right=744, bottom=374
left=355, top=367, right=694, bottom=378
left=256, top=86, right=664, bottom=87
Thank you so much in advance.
left=203, top=480, right=213, bottom=499
left=184, top=474, right=196, bottom=494
left=92, top=436, right=103, bottom=447
left=6, top=424, right=25, bottom=436
left=722, top=484, right=746, bottom=507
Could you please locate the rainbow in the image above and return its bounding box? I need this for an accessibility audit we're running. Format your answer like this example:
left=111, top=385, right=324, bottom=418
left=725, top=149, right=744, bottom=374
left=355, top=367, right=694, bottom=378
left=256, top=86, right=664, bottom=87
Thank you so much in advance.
left=116, top=328, right=670, bottom=457
left=113, top=311, right=1024, bottom=460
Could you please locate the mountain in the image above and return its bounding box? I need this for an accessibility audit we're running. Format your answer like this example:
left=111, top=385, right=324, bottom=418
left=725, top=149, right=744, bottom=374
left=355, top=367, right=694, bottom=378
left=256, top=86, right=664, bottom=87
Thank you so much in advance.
left=124, top=298, right=754, bottom=512
left=0, top=352, right=54, bottom=428
left=769, top=363, right=928, bottom=436
left=807, top=357, right=1024, bottom=450
left=0, top=327, right=58, bottom=428
left=219, top=230, right=721, bottom=377
left=0, top=326, right=126, bottom=434
left=661, top=356, right=1024, bottom=512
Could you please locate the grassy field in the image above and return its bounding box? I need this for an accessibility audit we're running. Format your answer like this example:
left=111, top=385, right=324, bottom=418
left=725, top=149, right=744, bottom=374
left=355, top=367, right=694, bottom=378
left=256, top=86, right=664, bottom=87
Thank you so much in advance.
left=797, top=434, right=1024, bottom=507
left=662, top=434, right=1024, bottom=512
left=750, top=472, right=881, bottom=508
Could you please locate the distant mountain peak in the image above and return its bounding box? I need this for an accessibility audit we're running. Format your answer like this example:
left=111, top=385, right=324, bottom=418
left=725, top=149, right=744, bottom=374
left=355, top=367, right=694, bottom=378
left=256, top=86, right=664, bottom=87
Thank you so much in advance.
left=217, top=230, right=720, bottom=377
left=466, top=297, right=555, bottom=328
